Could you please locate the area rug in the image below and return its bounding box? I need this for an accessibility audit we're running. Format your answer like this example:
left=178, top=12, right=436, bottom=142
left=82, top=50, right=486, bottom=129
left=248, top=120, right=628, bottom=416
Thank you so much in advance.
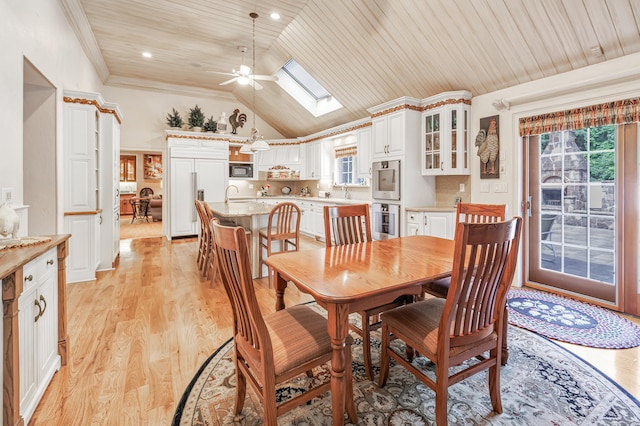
left=172, top=309, right=640, bottom=425
left=507, top=288, right=640, bottom=349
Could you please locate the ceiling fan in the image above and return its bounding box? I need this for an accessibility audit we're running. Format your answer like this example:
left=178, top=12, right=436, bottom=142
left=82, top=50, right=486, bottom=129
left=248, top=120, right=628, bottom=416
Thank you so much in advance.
left=207, top=46, right=277, bottom=90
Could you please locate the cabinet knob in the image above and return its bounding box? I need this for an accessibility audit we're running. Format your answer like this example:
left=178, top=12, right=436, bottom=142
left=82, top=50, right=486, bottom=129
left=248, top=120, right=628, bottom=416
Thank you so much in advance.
left=47, top=259, right=54, bottom=265
left=25, top=274, right=33, bottom=282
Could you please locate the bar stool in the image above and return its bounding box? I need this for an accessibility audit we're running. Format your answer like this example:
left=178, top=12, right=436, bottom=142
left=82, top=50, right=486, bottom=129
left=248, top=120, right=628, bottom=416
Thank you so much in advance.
left=258, top=202, right=300, bottom=283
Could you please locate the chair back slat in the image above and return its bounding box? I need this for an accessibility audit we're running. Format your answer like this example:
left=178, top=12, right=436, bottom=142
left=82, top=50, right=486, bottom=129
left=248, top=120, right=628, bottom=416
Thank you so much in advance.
left=212, top=222, right=270, bottom=354
left=444, top=218, right=522, bottom=347
left=456, top=202, right=506, bottom=224
left=324, top=204, right=372, bottom=247
left=269, top=202, right=300, bottom=241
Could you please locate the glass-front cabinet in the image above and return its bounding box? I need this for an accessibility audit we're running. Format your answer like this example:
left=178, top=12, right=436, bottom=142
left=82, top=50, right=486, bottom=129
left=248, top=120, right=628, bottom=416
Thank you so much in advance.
left=421, top=91, right=472, bottom=175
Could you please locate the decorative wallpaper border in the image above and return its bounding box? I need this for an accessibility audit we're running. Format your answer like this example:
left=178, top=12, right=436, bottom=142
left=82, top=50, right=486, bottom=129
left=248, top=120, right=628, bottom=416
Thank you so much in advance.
left=63, top=97, right=122, bottom=124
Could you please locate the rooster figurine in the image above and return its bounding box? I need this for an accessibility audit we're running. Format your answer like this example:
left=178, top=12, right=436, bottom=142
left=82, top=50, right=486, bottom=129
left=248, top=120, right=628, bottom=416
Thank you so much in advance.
left=476, top=118, right=499, bottom=175
left=229, top=109, right=247, bottom=134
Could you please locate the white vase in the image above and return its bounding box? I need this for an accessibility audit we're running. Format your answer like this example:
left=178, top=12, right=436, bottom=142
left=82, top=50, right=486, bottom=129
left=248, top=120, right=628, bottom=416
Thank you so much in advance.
left=0, top=203, right=20, bottom=240
left=191, top=126, right=202, bottom=132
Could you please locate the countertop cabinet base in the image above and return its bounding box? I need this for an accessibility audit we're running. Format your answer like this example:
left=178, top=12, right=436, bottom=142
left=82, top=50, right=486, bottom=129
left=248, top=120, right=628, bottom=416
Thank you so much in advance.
left=2, top=235, right=70, bottom=426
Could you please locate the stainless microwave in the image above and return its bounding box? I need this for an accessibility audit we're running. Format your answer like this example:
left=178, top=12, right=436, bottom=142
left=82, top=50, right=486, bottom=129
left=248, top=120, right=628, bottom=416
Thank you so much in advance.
left=229, top=164, right=253, bottom=178
left=372, top=160, right=400, bottom=200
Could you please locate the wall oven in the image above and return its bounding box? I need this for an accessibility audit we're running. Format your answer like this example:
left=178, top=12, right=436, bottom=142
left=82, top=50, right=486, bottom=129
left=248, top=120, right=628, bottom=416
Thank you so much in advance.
left=372, top=203, right=400, bottom=240
left=372, top=160, right=400, bottom=201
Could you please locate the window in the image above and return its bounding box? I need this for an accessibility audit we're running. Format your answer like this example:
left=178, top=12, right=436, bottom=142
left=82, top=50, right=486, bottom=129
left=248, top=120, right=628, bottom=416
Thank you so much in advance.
left=337, top=156, right=354, bottom=185
left=275, top=59, right=342, bottom=117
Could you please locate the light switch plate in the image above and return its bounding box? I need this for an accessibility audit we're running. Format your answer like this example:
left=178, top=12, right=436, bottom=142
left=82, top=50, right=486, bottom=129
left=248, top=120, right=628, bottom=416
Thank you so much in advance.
left=1, top=187, right=14, bottom=204
left=500, top=165, right=506, bottom=174
left=248, top=184, right=254, bottom=189
left=494, top=183, right=508, bottom=193
left=459, top=183, right=465, bottom=192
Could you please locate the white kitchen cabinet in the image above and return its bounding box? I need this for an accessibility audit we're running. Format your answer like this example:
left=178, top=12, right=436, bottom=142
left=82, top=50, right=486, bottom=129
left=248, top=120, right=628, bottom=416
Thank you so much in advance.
left=298, top=201, right=314, bottom=236
left=98, top=107, right=121, bottom=270
left=406, top=211, right=423, bottom=236
left=357, top=126, right=372, bottom=178
left=421, top=91, right=472, bottom=175
left=405, top=210, right=455, bottom=240
left=166, top=133, right=229, bottom=238
left=372, top=110, right=406, bottom=159
left=18, top=248, right=60, bottom=425
left=302, top=140, right=333, bottom=180
left=63, top=100, right=99, bottom=212
left=302, top=141, right=321, bottom=179
left=256, top=144, right=301, bottom=172
left=64, top=213, right=99, bottom=283
left=64, top=92, right=122, bottom=281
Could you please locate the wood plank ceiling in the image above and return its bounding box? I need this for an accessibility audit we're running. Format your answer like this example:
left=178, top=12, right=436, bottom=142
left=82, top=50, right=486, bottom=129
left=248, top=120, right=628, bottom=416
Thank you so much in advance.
left=61, top=0, right=640, bottom=138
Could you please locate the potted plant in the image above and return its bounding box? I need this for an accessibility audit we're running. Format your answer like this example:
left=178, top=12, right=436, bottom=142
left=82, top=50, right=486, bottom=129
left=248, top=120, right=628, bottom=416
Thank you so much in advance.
left=165, top=108, right=184, bottom=129
left=188, top=104, right=205, bottom=131
left=203, top=116, right=217, bottom=132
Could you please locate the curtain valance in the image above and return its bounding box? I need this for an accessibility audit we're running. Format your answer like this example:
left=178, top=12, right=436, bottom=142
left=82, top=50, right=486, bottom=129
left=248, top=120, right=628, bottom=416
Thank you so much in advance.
left=519, top=97, right=640, bottom=136
left=335, top=146, right=357, bottom=158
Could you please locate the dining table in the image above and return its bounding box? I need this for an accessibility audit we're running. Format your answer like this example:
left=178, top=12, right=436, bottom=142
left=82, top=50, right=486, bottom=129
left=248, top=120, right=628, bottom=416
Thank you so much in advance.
left=266, top=235, right=458, bottom=425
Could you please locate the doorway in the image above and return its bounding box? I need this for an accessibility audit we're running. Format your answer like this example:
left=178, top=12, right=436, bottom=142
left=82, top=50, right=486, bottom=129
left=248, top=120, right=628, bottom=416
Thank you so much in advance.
left=524, top=124, right=639, bottom=315
left=23, top=58, right=56, bottom=235
left=118, top=149, right=163, bottom=240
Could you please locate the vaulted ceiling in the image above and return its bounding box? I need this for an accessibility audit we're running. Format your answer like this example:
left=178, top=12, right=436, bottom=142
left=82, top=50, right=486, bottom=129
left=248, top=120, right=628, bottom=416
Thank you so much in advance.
left=60, top=0, right=640, bottom=137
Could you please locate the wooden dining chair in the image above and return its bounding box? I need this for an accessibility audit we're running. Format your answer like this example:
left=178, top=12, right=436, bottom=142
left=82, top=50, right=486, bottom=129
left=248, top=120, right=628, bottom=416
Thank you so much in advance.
left=203, top=202, right=219, bottom=285
left=379, top=217, right=522, bottom=426
left=194, top=199, right=210, bottom=277
left=258, top=202, right=300, bottom=283
left=323, top=203, right=411, bottom=381
left=211, top=221, right=356, bottom=424
left=422, top=203, right=513, bottom=364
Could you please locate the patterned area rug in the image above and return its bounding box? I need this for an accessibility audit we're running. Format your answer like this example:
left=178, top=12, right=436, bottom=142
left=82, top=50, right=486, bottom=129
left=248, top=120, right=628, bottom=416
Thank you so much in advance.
left=173, top=306, right=640, bottom=425
left=507, top=288, right=640, bottom=349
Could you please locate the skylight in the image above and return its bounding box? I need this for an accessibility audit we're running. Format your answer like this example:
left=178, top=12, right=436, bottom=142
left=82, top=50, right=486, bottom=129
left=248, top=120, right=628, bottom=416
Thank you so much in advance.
left=275, top=59, right=342, bottom=117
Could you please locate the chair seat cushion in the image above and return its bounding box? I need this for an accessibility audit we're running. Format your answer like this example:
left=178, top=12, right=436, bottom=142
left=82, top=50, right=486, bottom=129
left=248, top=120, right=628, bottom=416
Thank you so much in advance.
left=423, top=276, right=451, bottom=298
left=381, top=298, right=497, bottom=360
left=263, top=305, right=332, bottom=375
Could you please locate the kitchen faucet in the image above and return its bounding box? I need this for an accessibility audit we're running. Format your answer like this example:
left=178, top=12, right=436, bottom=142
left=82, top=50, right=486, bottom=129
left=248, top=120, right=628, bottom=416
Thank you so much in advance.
left=343, top=185, right=350, bottom=200
left=224, top=184, right=239, bottom=203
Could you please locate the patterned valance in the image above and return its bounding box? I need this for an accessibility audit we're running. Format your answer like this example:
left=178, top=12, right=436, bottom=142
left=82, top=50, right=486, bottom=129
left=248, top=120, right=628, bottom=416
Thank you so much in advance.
left=335, top=146, right=357, bottom=158
left=519, top=97, right=640, bottom=136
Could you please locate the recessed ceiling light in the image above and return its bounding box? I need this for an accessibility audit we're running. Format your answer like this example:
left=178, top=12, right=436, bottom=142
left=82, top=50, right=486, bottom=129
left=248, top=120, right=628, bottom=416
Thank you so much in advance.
left=270, top=12, right=280, bottom=20
left=142, top=51, right=152, bottom=59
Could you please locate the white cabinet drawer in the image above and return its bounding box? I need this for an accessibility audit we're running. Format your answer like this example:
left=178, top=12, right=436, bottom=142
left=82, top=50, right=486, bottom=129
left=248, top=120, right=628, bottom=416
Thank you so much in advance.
left=23, top=248, right=57, bottom=291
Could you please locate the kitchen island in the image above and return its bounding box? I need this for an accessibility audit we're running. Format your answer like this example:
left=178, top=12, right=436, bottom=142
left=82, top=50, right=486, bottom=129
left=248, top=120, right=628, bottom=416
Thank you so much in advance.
left=206, top=201, right=272, bottom=278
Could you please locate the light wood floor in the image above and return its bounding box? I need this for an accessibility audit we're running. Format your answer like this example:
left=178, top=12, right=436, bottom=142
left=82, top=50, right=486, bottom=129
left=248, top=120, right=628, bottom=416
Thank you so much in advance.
left=119, top=215, right=162, bottom=240
left=31, top=235, right=640, bottom=424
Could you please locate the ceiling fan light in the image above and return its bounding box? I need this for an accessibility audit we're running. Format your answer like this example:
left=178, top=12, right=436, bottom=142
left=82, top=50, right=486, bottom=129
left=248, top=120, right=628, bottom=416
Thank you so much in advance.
left=239, top=64, right=251, bottom=75
left=237, top=76, right=250, bottom=85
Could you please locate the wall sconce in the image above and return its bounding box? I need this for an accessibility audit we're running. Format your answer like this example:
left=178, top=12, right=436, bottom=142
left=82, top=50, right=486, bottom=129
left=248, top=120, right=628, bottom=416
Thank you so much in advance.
left=491, top=98, right=510, bottom=111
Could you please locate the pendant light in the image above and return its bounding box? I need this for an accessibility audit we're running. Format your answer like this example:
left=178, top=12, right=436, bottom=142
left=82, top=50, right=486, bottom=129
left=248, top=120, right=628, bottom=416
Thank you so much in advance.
left=246, top=12, right=269, bottom=152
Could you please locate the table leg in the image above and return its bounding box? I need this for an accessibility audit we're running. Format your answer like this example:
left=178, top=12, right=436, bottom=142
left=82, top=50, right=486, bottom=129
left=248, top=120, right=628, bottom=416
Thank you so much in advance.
left=274, top=270, right=286, bottom=311
left=327, top=303, right=356, bottom=424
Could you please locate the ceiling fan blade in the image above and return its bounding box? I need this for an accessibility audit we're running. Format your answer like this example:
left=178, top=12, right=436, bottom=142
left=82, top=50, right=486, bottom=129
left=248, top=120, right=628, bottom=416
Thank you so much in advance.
left=252, top=74, right=278, bottom=81
left=219, top=77, right=238, bottom=86
left=207, top=71, right=237, bottom=76
left=249, top=80, right=264, bottom=90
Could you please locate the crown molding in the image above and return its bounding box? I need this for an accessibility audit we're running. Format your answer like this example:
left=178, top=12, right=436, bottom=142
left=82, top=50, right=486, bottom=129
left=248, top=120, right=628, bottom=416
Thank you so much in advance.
left=58, top=0, right=109, bottom=81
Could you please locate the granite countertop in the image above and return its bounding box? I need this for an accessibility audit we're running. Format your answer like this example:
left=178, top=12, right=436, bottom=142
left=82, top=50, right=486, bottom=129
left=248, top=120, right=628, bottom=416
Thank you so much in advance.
left=229, top=196, right=370, bottom=205
left=206, top=201, right=272, bottom=217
